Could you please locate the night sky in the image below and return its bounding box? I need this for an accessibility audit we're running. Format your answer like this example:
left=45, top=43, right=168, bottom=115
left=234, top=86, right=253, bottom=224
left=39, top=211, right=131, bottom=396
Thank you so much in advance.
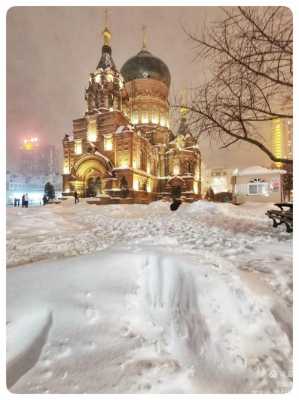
left=7, top=6, right=270, bottom=172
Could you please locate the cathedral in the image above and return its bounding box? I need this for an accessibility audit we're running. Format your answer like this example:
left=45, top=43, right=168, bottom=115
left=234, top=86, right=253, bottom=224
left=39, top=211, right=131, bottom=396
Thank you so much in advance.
left=62, top=22, right=201, bottom=203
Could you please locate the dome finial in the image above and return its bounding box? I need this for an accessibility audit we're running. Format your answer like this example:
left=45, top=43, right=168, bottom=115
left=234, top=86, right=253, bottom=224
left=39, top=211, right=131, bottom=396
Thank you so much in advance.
left=142, top=25, right=147, bottom=50
left=102, top=8, right=111, bottom=46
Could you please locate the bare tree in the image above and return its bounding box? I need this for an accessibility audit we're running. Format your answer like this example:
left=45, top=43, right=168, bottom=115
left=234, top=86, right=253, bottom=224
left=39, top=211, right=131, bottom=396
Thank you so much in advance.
left=180, top=6, right=293, bottom=165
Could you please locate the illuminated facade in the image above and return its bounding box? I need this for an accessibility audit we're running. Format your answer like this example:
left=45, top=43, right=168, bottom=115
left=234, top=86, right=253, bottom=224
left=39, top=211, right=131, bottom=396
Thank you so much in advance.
left=271, top=118, right=293, bottom=168
left=62, top=23, right=201, bottom=202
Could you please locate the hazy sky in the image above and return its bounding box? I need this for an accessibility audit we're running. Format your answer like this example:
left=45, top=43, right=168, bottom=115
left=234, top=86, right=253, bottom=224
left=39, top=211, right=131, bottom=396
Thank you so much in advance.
left=7, top=6, right=270, bottom=171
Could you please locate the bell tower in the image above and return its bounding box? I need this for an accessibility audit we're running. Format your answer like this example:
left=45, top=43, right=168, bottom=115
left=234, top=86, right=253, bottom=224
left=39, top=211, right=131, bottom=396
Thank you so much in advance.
left=85, top=10, right=124, bottom=114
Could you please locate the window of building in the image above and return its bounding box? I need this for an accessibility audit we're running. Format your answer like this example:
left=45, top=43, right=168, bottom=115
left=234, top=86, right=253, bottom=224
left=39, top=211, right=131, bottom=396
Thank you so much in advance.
left=151, top=110, right=159, bottom=124
left=74, top=139, right=82, bottom=155
left=87, top=120, right=97, bottom=142
left=141, top=111, right=149, bottom=124
left=104, top=134, right=113, bottom=151
left=248, top=178, right=268, bottom=196
left=131, top=111, right=138, bottom=124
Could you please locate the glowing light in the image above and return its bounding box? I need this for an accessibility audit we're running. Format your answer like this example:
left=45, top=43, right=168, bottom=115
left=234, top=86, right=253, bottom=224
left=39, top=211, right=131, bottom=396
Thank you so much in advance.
left=106, top=73, right=114, bottom=82
left=119, top=159, right=128, bottom=168
left=104, top=135, right=113, bottom=151
left=193, top=181, right=199, bottom=194
left=74, top=139, right=82, bottom=155
left=87, top=120, right=97, bottom=142
left=147, top=162, right=151, bottom=174
left=272, top=118, right=283, bottom=168
left=131, top=111, right=138, bottom=125
left=146, top=179, right=152, bottom=192
left=95, top=74, right=101, bottom=83
left=151, top=112, right=159, bottom=124
left=133, top=177, right=139, bottom=191
left=160, top=115, right=166, bottom=127
left=141, top=111, right=149, bottom=124
left=132, top=159, right=138, bottom=169
left=22, top=137, right=39, bottom=151
left=63, top=165, right=70, bottom=174
left=173, top=165, right=180, bottom=175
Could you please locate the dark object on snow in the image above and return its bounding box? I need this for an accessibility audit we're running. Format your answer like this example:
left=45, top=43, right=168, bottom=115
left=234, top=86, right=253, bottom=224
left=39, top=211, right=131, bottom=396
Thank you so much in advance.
left=266, top=203, right=293, bottom=233
left=44, top=182, right=55, bottom=200
left=42, top=195, right=48, bottom=206
left=74, top=191, right=79, bottom=204
left=170, top=199, right=182, bottom=211
left=214, top=192, right=232, bottom=203
left=205, top=187, right=215, bottom=201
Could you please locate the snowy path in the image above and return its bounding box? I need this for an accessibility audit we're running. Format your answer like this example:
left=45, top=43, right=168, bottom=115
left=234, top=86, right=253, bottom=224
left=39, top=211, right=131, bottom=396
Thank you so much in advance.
left=6, top=200, right=292, bottom=393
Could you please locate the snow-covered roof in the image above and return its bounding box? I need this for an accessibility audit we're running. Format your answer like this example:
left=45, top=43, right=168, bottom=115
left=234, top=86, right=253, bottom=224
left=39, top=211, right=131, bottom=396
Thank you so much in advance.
left=115, top=125, right=134, bottom=134
left=233, top=165, right=286, bottom=176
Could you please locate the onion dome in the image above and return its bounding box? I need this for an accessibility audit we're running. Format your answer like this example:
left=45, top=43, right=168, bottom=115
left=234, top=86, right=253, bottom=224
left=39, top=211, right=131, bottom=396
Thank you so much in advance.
left=120, top=26, right=171, bottom=87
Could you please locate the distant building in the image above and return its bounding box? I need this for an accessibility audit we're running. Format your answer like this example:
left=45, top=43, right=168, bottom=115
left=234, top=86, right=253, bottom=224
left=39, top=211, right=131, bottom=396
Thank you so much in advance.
left=201, top=167, right=233, bottom=196
left=19, top=137, right=60, bottom=176
left=6, top=171, right=62, bottom=205
left=271, top=118, right=293, bottom=168
left=232, top=166, right=286, bottom=203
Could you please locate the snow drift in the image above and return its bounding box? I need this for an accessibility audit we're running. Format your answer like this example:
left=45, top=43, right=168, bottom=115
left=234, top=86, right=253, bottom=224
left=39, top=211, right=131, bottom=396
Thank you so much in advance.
left=6, top=200, right=292, bottom=393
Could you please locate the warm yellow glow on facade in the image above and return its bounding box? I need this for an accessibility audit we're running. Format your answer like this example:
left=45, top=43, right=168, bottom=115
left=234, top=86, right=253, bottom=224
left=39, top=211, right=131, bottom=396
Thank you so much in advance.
left=74, top=139, right=82, bottom=155
left=147, top=162, right=151, bottom=174
left=146, top=179, right=152, bottom=192
left=106, top=73, right=114, bottom=82
left=173, top=164, right=180, bottom=175
left=104, top=135, right=113, bottom=151
left=133, top=176, right=139, bottom=191
left=272, top=118, right=283, bottom=168
left=151, top=111, right=159, bottom=124
left=131, top=111, right=138, bottom=124
left=63, top=165, right=70, bottom=174
left=141, top=111, right=149, bottom=124
left=160, top=115, right=166, bottom=127
left=132, top=159, right=138, bottom=169
left=95, top=74, right=101, bottom=83
left=193, top=181, right=199, bottom=194
left=87, top=120, right=97, bottom=142
left=119, top=158, right=129, bottom=168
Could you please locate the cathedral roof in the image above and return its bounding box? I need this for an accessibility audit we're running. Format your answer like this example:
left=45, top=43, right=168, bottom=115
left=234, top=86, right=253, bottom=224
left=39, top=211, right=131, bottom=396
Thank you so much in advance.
left=120, top=49, right=171, bottom=88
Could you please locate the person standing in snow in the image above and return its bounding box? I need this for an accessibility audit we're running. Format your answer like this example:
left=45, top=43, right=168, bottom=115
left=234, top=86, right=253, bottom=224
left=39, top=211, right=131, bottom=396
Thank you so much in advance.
left=42, top=194, right=48, bottom=206
left=24, top=193, right=29, bottom=208
left=74, top=191, right=79, bottom=204
left=21, top=194, right=25, bottom=208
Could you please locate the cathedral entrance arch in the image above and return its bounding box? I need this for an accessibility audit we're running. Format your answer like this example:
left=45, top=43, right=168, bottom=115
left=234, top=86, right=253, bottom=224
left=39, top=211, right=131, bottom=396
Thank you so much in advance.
left=73, top=154, right=113, bottom=197
left=86, top=176, right=102, bottom=197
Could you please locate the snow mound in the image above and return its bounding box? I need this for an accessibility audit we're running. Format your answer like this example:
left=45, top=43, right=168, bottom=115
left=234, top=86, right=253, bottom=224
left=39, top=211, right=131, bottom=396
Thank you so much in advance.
left=7, top=310, right=52, bottom=389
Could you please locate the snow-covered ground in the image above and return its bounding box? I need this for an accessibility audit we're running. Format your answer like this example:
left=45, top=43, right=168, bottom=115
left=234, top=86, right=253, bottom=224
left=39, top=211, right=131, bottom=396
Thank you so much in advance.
left=6, top=199, right=292, bottom=393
